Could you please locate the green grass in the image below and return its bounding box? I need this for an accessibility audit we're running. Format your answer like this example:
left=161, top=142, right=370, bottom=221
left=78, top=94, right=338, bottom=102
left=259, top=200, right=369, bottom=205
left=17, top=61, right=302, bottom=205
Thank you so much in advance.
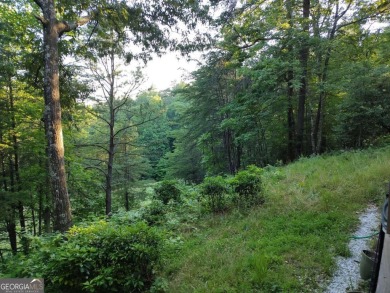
left=163, top=146, right=390, bottom=292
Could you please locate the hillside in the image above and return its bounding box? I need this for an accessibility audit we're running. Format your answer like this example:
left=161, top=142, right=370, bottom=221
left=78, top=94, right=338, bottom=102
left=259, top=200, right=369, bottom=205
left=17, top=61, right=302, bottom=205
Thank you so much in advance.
left=2, top=146, right=390, bottom=292
left=164, top=147, right=390, bottom=292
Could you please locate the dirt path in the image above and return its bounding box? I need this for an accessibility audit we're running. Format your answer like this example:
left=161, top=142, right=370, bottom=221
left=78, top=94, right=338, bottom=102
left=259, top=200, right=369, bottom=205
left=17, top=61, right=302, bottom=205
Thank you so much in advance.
left=325, top=205, right=380, bottom=293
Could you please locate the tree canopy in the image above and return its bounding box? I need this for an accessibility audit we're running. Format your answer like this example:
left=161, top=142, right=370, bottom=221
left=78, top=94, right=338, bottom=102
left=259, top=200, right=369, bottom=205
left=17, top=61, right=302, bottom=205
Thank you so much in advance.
left=1, top=0, right=390, bottom=256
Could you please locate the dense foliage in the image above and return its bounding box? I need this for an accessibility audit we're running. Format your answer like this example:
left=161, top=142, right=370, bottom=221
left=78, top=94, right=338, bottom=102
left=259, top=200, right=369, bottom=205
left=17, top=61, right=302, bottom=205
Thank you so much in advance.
left=154, top=180, right=182, bottom=204
left=230, top=165, right=264, bottom=208
left=3, top=221, right=165, bottom=293
left=1, top=0, right=390, bottom=291
left=200, top=176, right=230, bottom=213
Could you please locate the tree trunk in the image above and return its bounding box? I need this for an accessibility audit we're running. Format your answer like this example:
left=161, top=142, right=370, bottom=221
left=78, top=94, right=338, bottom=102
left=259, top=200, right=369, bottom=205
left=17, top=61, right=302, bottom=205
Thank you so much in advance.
left=296, top=0, right=310, bottom=157
left=124, top=142, right=131, bottom=212
left=236, top=145, right=242, bottom=171
left=223, top=129, right=238, bottom=174
left=106, top=138, right=114, bottom=215
left=38, top=187, right=43, bottom=235
left=125, top=190, right=130, bottom=212
left=106, top=50, right=116, bottom=216
left=6, top=149, right=17, bottom=255
left=1, top=141, right=17, bottom=254
left=31, top=203, right=37, bottom=236
left=37, top=156, right=52, bottom=234
left=6, top=216, right=17, bottom=255
left=44, top=205, right=52, bottom=233
left=285, top=0, right=296, bottom=163
left=36, top=0, right=72, bottom=232
left=0, top=157, right=7, bottom=193
left=8, top=77, right=26, bottom=232
left=287, top=70, right=296, bottom=162
left=312, top=6, right=338, bottom=154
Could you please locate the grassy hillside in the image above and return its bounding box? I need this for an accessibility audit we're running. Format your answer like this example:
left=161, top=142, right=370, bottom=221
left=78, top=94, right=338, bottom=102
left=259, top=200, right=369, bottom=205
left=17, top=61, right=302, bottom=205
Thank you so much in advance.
left=163, top=147, right=390, bottom=292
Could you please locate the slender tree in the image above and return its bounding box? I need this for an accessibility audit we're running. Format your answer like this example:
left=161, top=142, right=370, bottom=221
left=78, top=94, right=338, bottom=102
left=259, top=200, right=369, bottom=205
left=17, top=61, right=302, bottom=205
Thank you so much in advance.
left=81, top=51, right=152, bottom=215
left=30, top=0, right=220, bottom=230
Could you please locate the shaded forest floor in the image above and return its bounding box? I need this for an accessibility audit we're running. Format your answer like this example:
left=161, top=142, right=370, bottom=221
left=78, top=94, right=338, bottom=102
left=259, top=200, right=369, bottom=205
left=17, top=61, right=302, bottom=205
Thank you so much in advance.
left=163, top=147, right=390, bottom=292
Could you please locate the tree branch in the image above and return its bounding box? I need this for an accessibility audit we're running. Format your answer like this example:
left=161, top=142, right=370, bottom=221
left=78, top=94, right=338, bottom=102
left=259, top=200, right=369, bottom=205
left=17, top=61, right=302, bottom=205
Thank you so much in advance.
left=85, top=166, right=108, bottom=179
left=34, top=15, right=48, bottom=25
left=238, top=36, right=280, bottom=49
left=57, top=14, right=95, bottom=35
left=75, top=143, right=109, bottom=153
left=336, top=2, right=352, bottom=21
left=336, top=3, right=390, bottom=32
left=113, top=115, right=160, bottom=138
left=84, top=106, right=112, bottom=127
left=32, top=0, right=44, bottom=11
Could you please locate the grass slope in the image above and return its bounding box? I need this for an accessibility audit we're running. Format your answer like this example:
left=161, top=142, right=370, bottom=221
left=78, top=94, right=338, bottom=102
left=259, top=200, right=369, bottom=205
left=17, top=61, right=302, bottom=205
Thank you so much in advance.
left=164, top=147, right=390, bottom=292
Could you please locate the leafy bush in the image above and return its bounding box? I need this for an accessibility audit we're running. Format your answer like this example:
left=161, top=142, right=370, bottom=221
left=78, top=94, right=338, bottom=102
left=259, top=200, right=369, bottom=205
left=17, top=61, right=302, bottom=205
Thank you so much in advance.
left=3, top=221, right=165, bottom=293
left=154, top=180, right=182, bottom=204
left=200, top=176, right=230, bottom=213
left=142, top=199, right=167, bottom=225
left=230, top=165, right=264, bottom=208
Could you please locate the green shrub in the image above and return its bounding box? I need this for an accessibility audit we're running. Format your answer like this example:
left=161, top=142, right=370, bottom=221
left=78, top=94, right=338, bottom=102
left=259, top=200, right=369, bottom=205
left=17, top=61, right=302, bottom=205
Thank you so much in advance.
left=142, top=199, right=167, bottom=225
left=155, top=180, right=182, bottom=204
left=4, top=221, right=165, bottom=293
left=200, top=176, right=230, bottom=213
left=230, top=165, right=264, bottom=207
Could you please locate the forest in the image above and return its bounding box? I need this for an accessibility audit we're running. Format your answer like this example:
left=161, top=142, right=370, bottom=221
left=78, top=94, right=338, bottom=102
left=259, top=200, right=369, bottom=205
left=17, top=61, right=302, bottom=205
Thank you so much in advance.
left=1, top=0, right=390, bottom=292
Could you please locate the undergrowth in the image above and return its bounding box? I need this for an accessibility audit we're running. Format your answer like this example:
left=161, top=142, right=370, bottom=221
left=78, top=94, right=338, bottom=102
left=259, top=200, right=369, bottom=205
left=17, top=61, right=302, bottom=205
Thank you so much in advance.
left=164, top=146, right=390, bottom=292
left=2, top=147, right=390, bottom=292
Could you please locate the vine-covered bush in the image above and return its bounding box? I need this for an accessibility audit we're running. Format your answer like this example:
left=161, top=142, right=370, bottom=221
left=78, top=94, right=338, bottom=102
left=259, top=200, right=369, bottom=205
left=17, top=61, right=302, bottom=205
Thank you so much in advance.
left=154, top=180, right=182, bottom=204
left=200, top=176, right=230, bottom=213
left=230, top=165, right=264, bottom=207
left=3, top=221, right=165, bottom=293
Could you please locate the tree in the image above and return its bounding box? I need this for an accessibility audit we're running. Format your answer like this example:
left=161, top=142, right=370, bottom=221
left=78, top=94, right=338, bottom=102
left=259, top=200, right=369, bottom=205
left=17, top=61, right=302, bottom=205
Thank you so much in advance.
left=335, top=27, right=390, bottom=147
left=136, top=90, right=172, bottom=180
left=156, top=87, right=206, bottom=183
left=184, top=53, right=239, bottom=175
left=30, top=0, right=221, bottom=231
left=0, top=2, right=45, bottom=252
left=217, top=0, right=390, bottom=158
left=31, top=0, right=91, bottom=232
left=78, top=50, right=157, bottom=215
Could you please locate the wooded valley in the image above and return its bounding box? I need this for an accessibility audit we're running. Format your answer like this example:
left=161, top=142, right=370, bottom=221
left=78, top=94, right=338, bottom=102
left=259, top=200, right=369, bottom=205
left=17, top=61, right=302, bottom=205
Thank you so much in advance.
left=1, top=0, right=390, bottom=292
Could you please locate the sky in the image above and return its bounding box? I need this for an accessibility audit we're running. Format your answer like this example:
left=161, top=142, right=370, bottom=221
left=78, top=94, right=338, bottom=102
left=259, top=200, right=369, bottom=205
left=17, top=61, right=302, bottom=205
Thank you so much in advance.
left=143, top=52, right=202, bottom=91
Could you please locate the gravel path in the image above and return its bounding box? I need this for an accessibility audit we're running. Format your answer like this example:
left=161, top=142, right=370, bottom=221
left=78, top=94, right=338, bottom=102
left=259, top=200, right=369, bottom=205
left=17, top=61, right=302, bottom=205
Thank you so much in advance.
left=324, top=205, right=380, bottom=293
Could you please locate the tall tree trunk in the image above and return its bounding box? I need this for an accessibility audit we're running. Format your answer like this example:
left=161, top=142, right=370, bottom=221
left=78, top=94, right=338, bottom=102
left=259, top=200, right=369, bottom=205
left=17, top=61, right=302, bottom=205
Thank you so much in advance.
left=7, top=76, right=26, bottom=232
left=0, top=135, right=7, bottom=192
left=125, top=190, right=130, bottom=212
left=7, top=137, right=18, bottom=254
left=223, top=129, right=238, bottom=174
left=38, top=186, right=43, bottom=235
left=35, top=0, right=72, bottom=232
left=37, top=156, right=51, bottom=234
left=124, top=143, right=131, bottom=212
left=106, top=50, right=116, bottom=216
left=236, top=144, right=242, bottom=171
left=6, top=216, right=17, bottom=255
left=31, top=202, right=37, bottom=236
left=285, top=0, right=296, bottom=163
left=106, top=135, right=114, bottom=215
left=312, top=3, right=339, bottom=154
left=1, top=143, right=17, bottom=254
left=286, top=65, right=296, bottom=162
left=44, top=205, right=52, bottom=233
left=296, top=0, right=310, bottom=157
